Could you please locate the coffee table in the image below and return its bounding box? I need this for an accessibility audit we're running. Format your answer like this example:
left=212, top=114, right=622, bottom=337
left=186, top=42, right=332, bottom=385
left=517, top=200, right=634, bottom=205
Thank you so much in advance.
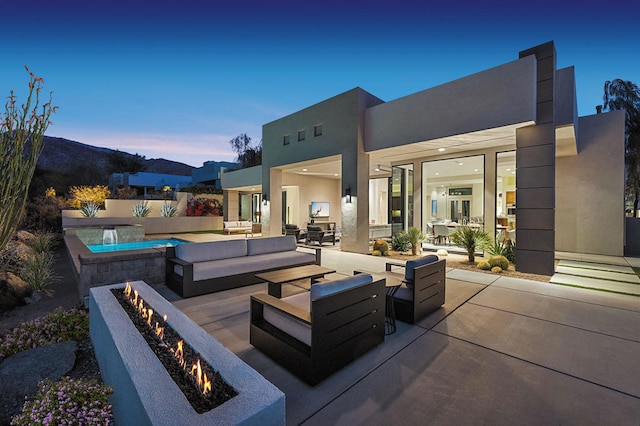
left=256, top=264, right=336, bottom=298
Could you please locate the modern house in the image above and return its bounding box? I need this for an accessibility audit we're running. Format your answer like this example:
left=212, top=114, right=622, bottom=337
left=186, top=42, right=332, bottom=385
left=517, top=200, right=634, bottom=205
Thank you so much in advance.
left=221, top=41, right=625, bottom=276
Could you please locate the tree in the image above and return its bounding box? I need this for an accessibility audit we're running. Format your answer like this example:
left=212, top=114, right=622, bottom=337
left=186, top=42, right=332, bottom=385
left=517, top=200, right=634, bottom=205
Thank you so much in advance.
left=0, top=66, right=57, bottom=251
left=106, top=150, right=148, bottom=174
left=603, top=79, right=640, bottom=217
left=229, top=133, right=262, bottom=168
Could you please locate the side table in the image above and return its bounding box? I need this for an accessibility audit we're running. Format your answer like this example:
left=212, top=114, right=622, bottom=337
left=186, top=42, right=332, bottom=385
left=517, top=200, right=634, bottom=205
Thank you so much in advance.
left=385, top=280, right=402, bottom=335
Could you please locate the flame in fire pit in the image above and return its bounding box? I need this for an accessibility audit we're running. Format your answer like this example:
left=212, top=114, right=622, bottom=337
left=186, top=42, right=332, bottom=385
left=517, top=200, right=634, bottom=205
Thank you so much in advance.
left=123, top=283, right=212, bottom=396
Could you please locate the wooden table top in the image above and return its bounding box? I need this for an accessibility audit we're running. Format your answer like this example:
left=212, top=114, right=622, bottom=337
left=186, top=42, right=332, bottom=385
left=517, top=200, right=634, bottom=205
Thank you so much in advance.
left=255, top=264, right=336, bottom=284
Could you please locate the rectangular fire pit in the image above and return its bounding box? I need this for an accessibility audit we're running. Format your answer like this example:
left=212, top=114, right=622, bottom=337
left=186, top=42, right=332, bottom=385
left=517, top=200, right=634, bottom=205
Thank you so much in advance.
left=90, top=280, right=285, bottom=426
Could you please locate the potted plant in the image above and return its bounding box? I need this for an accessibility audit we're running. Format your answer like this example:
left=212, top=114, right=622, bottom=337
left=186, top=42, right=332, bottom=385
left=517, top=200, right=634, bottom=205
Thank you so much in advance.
left=449, top=226, right=491, bottom=263
left=406, top=227, right=426, bottom=256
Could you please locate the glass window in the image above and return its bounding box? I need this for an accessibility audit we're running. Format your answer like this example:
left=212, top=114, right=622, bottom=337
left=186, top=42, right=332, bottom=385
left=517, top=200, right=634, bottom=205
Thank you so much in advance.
left=496, top=151, right=516, bottom=243
left=297, top=130, right=305, bottom=141
left=283, top=135, right=290, bottom=145
left=422, top=155, right=485, bottom=244
left=314, top=124, right=323, bottom=137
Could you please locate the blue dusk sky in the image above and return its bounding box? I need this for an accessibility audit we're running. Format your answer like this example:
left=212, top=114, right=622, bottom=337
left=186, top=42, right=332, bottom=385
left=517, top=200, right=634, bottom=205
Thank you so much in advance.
left=2, top=0, right=639, bottom=167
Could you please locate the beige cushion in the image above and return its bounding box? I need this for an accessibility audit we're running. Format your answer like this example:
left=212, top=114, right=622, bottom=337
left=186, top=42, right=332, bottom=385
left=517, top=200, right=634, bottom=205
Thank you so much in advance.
left=263, top=292, right=311, bottom=346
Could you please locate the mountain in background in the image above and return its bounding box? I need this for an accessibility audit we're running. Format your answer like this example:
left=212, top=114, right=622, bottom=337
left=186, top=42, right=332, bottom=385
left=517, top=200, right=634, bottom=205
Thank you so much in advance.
left=38, top=136, right=195, bottom=176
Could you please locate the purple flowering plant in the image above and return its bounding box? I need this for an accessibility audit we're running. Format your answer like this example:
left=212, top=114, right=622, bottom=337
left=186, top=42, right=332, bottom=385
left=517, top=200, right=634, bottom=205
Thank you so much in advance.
left=0, top=308, right=89, bottom=359
left=11, top=376, right=113, bottom=425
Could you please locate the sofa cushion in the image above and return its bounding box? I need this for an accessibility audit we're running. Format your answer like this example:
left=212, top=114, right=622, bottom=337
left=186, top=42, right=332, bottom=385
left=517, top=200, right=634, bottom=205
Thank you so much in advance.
left=175, top=239, right=247, bottom=264
left=247, top=235, right=297, bottom=256
left=405, top=255, right=439, bottom=283
left=310, top=273, right=372, bottom=301
left=189, top=251, right=316, bottom=281
left=263, top=292, right=311, bottom=346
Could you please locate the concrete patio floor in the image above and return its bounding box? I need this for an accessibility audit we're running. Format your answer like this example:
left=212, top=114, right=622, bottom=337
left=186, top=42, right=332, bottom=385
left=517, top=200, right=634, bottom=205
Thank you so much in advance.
left=155, top=245, right=640, bottom=425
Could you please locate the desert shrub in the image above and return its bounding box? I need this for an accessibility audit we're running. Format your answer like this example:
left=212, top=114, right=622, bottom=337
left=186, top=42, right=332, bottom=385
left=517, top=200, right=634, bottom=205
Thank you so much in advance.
left=491, top=266, right=503, bottom=273
left=22, top=230, right=58, bottom=254
left=477, top=261, right=491, bottom=270
left=372, top=250, right=382, bottom=256
left=373, top=239, right=389, bottom=255
left=80, top=203, right=100, bottom=218
left=160, top=203, right=178, bottom=217
left=67, top=185, right=111, bottom=209
left=488, top=255, right=509, bottom=271
left=391, top=232, right=411, bottom=252
left=487, top=239, right=515, bottom=263
left=131, top=202, right=152, bottom=217
left=114, top=187, right=138, bottom=199
left=20, top=251, right=58, bottom=296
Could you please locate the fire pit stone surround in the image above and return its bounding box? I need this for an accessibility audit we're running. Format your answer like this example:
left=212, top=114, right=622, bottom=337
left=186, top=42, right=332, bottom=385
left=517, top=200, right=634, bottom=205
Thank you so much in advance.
left=90, top=280, right=285, bottom=426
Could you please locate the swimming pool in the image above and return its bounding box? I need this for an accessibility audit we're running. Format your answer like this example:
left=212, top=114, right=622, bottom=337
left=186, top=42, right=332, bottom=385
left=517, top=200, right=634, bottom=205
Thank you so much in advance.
left=86, top=238, right=189, bottom=253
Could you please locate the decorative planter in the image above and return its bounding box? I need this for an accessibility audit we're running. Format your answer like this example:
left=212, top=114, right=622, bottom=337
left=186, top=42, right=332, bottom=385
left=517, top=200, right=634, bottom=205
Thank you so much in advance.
left=90, top=280, right=285, bottom=426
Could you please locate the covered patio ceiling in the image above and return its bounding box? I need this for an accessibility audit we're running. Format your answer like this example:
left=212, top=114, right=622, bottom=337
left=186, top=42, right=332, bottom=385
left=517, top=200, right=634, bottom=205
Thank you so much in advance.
left=280, top=123, right=528, bottom=180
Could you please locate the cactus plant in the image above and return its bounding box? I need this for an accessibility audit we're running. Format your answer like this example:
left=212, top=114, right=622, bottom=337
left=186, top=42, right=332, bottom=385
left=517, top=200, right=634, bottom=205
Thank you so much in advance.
left=477, top=261, right=491, bottom=271
left=488, top=255, right=509, bottom=271
left=373, top=239, right=389, bottom=255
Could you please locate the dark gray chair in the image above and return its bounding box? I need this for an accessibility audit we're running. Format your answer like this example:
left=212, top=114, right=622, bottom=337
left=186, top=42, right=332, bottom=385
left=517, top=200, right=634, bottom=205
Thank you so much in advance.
left=385, top=255, right=446, bottom=324
left=305, top=225, right=335, bottom=245
left=283, top=224, right=305, bottom=242
left=250, top=273, right=385, bottom=385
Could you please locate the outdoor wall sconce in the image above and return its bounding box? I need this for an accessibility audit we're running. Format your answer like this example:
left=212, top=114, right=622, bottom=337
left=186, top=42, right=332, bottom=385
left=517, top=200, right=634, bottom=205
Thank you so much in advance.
left=345, top=187, right=351, bottom=203
left=262, top=193, right=268, bottom=204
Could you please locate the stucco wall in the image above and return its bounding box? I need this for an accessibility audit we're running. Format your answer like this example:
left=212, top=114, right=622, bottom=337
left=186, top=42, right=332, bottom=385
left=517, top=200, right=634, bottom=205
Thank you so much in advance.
left=555, top=110, right=625, bottom=255
left=282, top=173, right=341, bottom=227
left=365, top=55, right=537, bottom=151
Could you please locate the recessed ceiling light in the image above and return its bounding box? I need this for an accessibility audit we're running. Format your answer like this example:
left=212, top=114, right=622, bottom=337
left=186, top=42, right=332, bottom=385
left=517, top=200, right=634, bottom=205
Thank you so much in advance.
left=302, top=168, right=308, bottom=172
left=474, top=169, right=479, bottom=172
left=506, top=168, right=511, bottom=171
left=333, top=173, right=339, bottom=176
left=251, top=188, right=255, bottom=190
left=435, top=172, right=440, bottom=176
left=438, top=148, right=445, bottom=152
left=457, top=162, right=463, bottom=166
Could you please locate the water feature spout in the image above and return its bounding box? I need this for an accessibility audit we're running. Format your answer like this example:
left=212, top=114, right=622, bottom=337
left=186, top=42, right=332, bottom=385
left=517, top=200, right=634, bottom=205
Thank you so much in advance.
left=103, top=227, right=118, bottom=245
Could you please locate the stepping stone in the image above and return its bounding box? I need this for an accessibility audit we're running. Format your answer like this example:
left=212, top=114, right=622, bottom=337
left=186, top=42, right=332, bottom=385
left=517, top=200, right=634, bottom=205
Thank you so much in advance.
left=557, top=260, right=637, bottom=276
left=550, top=273, right=640, bottom=296
left=555, top=265, right=640, bottom=284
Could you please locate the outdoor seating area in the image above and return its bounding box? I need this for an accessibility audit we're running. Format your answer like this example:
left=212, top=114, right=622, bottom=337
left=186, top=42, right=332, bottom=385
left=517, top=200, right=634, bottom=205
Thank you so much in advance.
left=158, top=246, right=640, bottom=424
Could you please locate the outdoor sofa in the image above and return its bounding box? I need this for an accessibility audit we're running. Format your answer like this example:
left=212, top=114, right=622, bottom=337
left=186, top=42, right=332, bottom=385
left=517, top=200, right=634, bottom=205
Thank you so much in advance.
left=165, top=235, right=320, bottom=298
left=223, top=220, right=253, bottom=235
left=250, top=273, right=385, bottom=385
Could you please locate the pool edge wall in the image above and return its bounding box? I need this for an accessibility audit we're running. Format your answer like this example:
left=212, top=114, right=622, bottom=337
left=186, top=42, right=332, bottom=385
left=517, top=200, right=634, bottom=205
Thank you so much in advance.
left=64, top=235, right=167, bottom=305
left=90, top=281, right=285, bottom=425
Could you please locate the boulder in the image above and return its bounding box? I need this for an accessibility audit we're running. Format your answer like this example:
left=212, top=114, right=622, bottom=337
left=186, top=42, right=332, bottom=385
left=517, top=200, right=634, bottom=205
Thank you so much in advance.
left=0, top=341, right=77, bottom=423
left=0, top=272, right=31, bottom=312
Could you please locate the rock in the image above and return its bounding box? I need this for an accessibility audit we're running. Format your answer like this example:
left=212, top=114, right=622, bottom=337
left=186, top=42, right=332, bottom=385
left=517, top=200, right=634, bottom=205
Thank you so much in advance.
left=0, top=341, right=77, bottom=422
left=0, top=272, right=31, bottom=312
left=15, top=230, right=35, bottom=243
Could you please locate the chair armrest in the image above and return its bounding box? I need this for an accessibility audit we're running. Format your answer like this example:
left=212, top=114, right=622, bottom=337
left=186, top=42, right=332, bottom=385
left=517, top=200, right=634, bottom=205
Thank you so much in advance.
left=385, top=261, right=406, bottom=272
left=297, top=245, right=322, bottom=264
left=251, top=294, right=311, bottom=324
left=168, top=257, right=191, bottom=267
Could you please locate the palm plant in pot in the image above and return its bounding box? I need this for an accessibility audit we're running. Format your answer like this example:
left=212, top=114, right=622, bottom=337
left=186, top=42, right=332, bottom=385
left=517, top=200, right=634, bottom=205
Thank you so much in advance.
left=449, top=226, right=491, bottom=263
left=406, top=226, right=427, bottom=256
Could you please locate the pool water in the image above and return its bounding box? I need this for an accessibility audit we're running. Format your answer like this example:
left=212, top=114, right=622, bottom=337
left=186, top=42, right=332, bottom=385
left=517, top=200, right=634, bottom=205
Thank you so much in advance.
left=87, top=238, right=189, bottom=253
